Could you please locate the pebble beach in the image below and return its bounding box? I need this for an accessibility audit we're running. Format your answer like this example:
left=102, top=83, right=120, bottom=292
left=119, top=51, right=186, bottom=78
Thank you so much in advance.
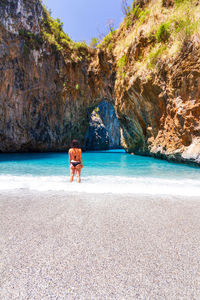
left=1, top=191, right=200, bottom=299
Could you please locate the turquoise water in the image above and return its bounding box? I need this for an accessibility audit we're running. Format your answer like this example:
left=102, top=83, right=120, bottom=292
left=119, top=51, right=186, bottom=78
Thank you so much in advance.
left=0, top=150, right=200, bottom=196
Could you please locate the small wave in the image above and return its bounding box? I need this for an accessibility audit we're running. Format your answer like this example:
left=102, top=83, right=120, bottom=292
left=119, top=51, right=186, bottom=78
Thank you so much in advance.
left=0, top=175, right=200, bottom=197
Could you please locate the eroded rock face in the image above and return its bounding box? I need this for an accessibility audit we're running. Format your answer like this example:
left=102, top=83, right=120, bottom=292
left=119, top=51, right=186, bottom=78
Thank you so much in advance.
left=111, top=0, right=200, bottom=165
left=114, top=42, right=200, bottom=164
left=84, top=100, right=121, bottom=150
left=0, top=0, right=43, bottom=35
left=0, top=0, right=115, bottom=152
left=114, top=38, right=200, bottom=164
left=150, top=43, right=200, bottom=164
left=84, top=111, right=109, bottom=151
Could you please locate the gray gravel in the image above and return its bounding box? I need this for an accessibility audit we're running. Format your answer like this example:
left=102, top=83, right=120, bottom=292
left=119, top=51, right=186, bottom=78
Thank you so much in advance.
left=0, top=191, right=200, bottom=299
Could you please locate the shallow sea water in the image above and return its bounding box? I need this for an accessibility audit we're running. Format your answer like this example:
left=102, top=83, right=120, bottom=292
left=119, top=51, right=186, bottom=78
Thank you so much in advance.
left=0, top=150, right=200, bottom=197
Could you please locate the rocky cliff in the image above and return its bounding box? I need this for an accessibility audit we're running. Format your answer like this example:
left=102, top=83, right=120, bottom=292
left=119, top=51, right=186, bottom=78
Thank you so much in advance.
left=0, top=0, right=115, bottom=152
left=0, top=0, right=200, bottom=165
left=84, top=100, right=121, bottom=150
left=103, top=0, right=200, bottom=165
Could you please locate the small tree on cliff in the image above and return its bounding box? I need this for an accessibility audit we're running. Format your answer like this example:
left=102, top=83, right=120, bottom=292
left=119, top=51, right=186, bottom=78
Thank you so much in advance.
left=121, top=0, right=131, bottom=16
left=106, top=19, right=115, bottom=33
left=90, top=37, right=99, bottom=48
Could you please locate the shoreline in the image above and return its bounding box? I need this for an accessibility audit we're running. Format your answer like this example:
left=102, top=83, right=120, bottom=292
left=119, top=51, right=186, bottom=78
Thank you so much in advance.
left=1, top=191, right=200, bottom=299
left=1, top=174, right=200, bottom=198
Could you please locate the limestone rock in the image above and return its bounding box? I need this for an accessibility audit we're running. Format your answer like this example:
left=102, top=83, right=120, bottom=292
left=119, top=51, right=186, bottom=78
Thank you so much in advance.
left=0, top=0, right=115, bottom=152
left=112, top=0, right=200, bottom=165
left=84, top=111, right=109, bottom=151
left=84, top=100, right=121, bottom=150
left=0, top=0, right=44, bottom=35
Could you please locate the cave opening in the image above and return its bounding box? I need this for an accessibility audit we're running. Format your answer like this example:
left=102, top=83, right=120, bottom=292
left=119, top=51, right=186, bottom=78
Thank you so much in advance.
left=84, top=100, right=122, bottom=151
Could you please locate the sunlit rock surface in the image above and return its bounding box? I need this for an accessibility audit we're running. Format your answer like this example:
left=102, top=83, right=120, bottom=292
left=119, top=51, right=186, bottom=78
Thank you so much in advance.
left=111, top=0, right=200, bottom=165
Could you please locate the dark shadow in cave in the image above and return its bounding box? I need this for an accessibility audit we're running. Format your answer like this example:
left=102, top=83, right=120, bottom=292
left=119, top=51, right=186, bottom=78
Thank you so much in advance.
left=84, top=100, right=122, bottom=151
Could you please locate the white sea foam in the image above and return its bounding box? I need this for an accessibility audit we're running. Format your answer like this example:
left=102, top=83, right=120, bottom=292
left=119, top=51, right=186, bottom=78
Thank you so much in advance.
left=0, top=175, right=200, bottom=197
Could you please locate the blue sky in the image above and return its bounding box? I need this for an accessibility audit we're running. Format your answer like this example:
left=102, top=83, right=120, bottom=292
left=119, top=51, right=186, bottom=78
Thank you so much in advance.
left=42, top=0, right=132, bottom=43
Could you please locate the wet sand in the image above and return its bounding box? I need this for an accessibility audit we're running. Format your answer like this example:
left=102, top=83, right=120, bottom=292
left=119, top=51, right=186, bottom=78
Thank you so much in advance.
left=1, top=191, right=200, bottom=299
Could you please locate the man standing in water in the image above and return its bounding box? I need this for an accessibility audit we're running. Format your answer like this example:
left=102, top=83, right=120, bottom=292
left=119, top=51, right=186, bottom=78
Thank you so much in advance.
left=68, top=139, right=83, bottom=183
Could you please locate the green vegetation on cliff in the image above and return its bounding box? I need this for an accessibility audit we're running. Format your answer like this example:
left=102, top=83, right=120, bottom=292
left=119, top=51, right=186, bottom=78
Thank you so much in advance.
left=98, top=0, right=200, bottom=76
left=98, top=30, right=117, bottom=50
left=41, top=5, right=74, bottom=51
left=18, top=29, right=43, bottom=55
left=40, top=2, right=89, bottom=58
left=38, top=0, right=199, bottom=71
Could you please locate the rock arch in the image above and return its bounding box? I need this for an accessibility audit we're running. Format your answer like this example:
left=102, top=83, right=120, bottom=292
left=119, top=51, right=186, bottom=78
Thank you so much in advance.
left=84, top=100, right=121, bottom=150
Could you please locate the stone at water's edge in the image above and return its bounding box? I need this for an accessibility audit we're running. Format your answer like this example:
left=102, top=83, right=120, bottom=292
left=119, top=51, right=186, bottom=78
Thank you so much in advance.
left=84, top=101, right=121, bottom=150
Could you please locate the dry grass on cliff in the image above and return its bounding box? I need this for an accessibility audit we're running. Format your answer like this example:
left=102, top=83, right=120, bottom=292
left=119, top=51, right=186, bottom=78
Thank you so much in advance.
left=40, top=0, right=199, bottom=71
left=108, top=0, right=200, bottom=79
